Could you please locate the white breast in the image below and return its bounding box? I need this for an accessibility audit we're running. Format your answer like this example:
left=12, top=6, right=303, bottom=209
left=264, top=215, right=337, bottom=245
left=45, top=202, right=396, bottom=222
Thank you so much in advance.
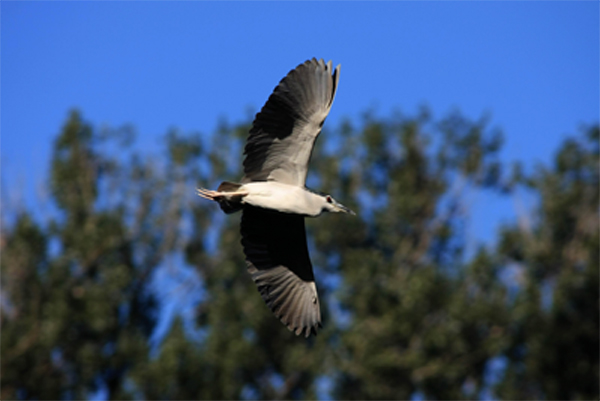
left=240, top=182, right=322, bottom=217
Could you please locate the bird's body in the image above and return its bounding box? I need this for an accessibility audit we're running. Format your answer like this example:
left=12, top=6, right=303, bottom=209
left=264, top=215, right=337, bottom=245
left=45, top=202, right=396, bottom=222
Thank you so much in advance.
left=197, top=58, right=353, bottom=337
left=239, top=182, right=325, bottom=216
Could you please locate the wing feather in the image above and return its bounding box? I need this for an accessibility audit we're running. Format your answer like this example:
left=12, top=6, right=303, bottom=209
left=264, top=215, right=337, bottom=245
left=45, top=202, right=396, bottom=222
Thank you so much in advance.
left=241, top=206, right=321, bottom=337
left=243, top=58, right=341, bottom=186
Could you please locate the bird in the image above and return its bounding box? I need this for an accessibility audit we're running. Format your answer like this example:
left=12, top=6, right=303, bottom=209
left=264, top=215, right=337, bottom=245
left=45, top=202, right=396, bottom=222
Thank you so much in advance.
left=197, top=58, right=354, bottom=337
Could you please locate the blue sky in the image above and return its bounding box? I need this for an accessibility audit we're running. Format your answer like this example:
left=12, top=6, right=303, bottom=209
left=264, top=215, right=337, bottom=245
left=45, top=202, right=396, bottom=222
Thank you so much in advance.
left=2, top=2, right=598, bottom=243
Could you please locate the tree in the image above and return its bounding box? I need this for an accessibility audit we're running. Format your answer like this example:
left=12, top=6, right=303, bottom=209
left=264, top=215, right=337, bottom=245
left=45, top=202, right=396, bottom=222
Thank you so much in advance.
left=1, top=111, right=205, bottom=399
left=310, top=110, right=509, bottom=400
left=2, top=109, right=597, bottom=400
left=494, top=125, right=599, bottom=400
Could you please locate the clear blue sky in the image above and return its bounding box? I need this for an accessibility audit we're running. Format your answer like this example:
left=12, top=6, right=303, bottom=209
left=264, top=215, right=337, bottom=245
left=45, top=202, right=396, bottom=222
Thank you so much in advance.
left=2, top=2, right=598, bottom=240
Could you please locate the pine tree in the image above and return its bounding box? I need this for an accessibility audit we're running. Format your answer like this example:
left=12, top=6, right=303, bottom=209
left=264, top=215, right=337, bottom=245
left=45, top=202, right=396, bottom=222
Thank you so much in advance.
left=2, top=110, right=597, bottom=400
left=495, top=125, right=599, bottom=400
left=2, top=111, right=205, bottom=399
left=316, top=111, right=510, bottom=400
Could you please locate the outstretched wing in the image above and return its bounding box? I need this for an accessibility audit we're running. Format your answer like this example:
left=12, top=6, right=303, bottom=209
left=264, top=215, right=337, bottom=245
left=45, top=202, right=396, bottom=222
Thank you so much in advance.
left=241, top=206, right=321, bottom=337
left=243, top=58, right=341, bottom=186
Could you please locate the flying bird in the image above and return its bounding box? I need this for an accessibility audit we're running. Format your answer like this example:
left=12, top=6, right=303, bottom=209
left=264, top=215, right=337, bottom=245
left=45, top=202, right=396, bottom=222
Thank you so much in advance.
left=197, top=58, right=354, bottom=337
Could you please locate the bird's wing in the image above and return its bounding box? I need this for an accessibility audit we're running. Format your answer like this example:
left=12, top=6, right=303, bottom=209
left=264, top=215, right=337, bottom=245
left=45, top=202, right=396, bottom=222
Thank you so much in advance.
left=242, top=58, right=340, bottom=186
left=241, top=206, right=321, bottom=337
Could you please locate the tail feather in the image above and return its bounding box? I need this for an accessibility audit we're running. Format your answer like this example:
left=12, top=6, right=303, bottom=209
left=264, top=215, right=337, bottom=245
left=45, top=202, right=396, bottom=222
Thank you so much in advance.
left=217, top=181, right=244, bottom=214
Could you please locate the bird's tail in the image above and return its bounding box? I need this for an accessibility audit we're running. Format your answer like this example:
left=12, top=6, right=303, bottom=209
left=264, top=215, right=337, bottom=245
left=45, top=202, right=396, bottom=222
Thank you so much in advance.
left=197, top=181, right=246, bottom=214
left=216, top=181, right=244, bottom=214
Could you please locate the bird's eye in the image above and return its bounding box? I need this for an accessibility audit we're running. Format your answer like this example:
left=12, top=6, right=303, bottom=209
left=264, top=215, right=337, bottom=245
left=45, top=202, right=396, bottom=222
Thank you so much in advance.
left=326, top=196, right=333, bottom=204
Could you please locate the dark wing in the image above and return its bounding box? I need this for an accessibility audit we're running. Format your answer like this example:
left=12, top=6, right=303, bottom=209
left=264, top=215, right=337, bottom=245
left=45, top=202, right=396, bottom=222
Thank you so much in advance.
left=241, top=206, right=321, bottom=337
left=242, top=58, right=340, bottom=186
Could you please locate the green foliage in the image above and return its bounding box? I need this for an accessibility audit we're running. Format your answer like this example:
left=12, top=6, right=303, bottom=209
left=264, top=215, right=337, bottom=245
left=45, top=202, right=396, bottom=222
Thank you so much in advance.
left=312, top=112, right=510, bottom=400
left=2, top=111, right=205, bottom=399
left=494, top=125, right=599, bottom=400
left=1, top=110, right=597, bottom=400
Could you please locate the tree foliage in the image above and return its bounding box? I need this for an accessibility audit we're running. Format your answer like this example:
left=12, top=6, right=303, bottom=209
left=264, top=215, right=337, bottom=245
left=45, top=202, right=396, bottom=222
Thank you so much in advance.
left=494, top=126, right=599, bottom=400
left=1, top=110, right=597, bottom=400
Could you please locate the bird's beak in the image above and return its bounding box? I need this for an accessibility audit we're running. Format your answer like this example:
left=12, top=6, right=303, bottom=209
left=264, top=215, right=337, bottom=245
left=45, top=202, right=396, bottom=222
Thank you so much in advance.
left=335, top=201, right=356, bottom=216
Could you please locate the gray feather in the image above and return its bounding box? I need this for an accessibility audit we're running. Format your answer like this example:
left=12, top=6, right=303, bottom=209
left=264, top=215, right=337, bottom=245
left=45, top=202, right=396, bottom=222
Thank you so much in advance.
left=241, top=206, right=322, bottom=337
left=242, top=58, right=341, bottom=186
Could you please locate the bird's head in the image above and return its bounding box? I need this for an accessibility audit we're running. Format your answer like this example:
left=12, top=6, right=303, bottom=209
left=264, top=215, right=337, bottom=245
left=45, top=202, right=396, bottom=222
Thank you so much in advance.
left=322, top=194, right=355, bottom=215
